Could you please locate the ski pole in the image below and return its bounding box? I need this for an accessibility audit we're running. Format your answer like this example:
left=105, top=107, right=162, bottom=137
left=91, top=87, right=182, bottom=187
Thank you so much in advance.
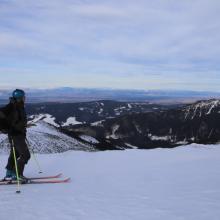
left=11, top=139, right=21, bottom=194
left=25, top=138, right=42, bottom=174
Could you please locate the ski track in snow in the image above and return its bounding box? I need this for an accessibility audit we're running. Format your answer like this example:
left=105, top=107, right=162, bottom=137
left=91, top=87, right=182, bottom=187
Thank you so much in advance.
left=1, top=144, right=220, bottom=220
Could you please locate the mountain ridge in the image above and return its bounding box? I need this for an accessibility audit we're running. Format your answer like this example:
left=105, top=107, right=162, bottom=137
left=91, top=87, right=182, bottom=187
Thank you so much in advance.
left=1, top=99, right=220, bottom=152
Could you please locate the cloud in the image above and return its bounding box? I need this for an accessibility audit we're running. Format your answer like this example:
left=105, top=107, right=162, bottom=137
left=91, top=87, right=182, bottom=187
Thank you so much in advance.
left=0, top=0, right=220, bottom=90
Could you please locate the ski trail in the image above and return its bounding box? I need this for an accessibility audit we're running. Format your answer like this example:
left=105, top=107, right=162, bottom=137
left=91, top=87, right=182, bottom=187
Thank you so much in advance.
left=0, top=145, right=220, bottom=220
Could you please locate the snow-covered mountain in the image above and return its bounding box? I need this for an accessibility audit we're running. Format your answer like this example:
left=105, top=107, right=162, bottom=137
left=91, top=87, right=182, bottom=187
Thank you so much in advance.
left=1, top=99, right=220, bottom=152
left=26, top=100, right=172, bottom=125
left=0, top=121, right=95, bottom=154
left=184, top=99, right=220, bottom=119
left=67, top=99, right=220, bottom=149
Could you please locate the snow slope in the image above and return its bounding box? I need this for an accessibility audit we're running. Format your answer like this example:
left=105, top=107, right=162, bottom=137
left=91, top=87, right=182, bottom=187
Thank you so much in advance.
left=1, top=144, right=220, bottom=220
left=0, top=121, right=94, bottom=153
left=29, top=114, right=60, bottom=127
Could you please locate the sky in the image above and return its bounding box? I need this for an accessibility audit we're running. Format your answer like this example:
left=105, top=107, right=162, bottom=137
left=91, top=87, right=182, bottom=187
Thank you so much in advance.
left=0, top=0, right=220, bottom=91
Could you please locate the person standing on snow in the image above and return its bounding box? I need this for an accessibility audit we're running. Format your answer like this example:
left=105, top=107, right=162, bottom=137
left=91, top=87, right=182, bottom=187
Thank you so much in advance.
left=0, top=89, right=30, bottom=182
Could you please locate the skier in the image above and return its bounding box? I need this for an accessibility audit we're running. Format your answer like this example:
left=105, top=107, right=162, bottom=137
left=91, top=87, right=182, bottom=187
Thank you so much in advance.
left=0, top=89, right=30, bottom=182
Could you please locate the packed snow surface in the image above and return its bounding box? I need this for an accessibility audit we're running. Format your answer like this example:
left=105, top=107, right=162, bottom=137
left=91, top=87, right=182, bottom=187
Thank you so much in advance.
left=1, top=144, right=220, bottom=220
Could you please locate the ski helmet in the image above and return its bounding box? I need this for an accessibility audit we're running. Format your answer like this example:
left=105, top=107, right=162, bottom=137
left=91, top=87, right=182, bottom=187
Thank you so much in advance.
left=12, top=89, right=25, bottom=99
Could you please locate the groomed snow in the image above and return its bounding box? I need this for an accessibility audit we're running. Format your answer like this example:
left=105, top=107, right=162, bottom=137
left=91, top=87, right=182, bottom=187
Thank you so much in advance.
left=0, top=144, right=220, bottom=220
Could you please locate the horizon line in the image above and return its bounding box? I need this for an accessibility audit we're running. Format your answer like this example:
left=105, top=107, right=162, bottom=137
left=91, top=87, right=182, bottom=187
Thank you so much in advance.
left=1, top=86, right=220, bottom=94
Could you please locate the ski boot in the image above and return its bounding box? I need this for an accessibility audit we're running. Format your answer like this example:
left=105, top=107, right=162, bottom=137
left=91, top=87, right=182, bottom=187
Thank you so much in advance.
left=17, top=175, right=29, bottom=184
left=4, top=170, right=28, bottom=183
left=11, top=175, right=29, bottom=184
left=3, top=169, right=16, bottom=181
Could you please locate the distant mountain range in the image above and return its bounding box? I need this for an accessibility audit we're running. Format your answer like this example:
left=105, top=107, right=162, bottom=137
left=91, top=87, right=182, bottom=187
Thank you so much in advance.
left=58, top=99, right=220, bottom=150
left=2, top=99, right=220, bottom=152
left=26, top=100, right=178, bottom=125
left=1, top=100, right=169, bottom=152
left=1, top=87, right=220, bottom=104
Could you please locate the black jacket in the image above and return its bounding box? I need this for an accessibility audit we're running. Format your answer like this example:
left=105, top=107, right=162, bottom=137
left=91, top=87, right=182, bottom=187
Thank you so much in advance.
left=0, top=98, right=27, bottom=136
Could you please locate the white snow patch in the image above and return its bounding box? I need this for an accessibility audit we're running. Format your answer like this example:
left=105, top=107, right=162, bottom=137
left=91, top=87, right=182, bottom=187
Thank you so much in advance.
left=134, top=124, right=142, bottom=134
left=115, top=106, right=126, bottom=111
left=176, top=140, right=189, bottom=145
left=30, top=114, right=59, bottom=127
left=98, top=108, right=103, bottom=115
left=43, top=114, right=60, bottom=127
left=107, top=124, right=120, bottom=139
left=206, top=100, right=219, bottom=114
left=80, top=135, right=99, bottom=144
left=150, top=135, right=171, bottom=141
left=125, top=143, right=138, bottom=149
left=91, top=120, right=105, bottom=126
left=62, top=117, right=82, bottom=126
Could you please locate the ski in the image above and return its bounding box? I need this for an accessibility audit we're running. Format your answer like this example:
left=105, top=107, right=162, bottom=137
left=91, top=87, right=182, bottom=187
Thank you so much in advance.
left=26, top=178, right=71, bottom=184
left=0, top=177, right=71, bottom=185
left=0, top=173, right=62, bottom=183
left=27, top=173, right=62, bottom=180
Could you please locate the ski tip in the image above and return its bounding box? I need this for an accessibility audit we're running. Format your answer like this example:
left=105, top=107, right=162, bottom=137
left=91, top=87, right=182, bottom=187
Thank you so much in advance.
left=56, top=173, right=63, bottom=178
left=64, top=178, right=71, bottom=183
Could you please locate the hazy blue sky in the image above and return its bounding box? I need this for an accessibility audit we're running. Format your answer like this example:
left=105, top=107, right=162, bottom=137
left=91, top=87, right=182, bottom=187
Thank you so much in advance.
left=0, top=0, right=220, bottom=91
